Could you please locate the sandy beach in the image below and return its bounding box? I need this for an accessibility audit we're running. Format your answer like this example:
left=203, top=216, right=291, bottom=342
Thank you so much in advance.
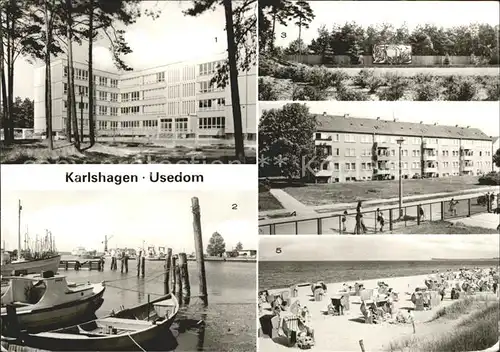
left=259, top=273, right=498, bottom=352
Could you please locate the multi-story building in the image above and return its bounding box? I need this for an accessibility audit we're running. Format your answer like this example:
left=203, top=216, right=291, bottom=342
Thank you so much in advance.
left=33, top=54, right=256, bottom=141
left=493, top=136, right=500, bottom=172
left=314, top=114, right=494, bottom=183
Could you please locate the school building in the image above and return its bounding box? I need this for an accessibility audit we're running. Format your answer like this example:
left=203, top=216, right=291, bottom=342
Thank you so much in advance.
left=314, top=114, right=495, bottom=183
left=33, top=54, right=256, bottom=141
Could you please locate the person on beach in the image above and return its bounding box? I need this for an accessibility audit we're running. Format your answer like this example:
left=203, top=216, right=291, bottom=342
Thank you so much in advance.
left=449, top=198, right=458, bottom=216
left=355, top=201, right=367, bottom=234
left=376, top=208, right=385, bottom=232
left=341, top=211, right=347, bottom=233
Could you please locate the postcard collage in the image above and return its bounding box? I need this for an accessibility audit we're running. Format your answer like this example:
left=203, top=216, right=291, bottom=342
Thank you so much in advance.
left=0, top=1, right=499, bottom=351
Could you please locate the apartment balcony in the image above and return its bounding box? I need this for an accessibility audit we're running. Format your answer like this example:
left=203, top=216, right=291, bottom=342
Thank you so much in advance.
left=423, top=153, right=437, bottom=161
left=463, top=164, right=474, bottom=171
left=373, top=168, right=391, bottom=175
left=375, top=141, right=390, bottom=149
left=423, top=164, right=438, bottom=172
left=315, top=139, right=331, bottom=145
left=422, top=141, right=438, bottom=150
left=461, top=154, right=474, bottom=161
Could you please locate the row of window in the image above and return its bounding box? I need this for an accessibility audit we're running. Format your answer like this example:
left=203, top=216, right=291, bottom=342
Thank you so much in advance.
left=63, top=67, right=118, bottom=87
left=321, top=145, right=492, bottom=158
left=199, top=61, right=224, bottom=76
left=315, top=132, right=491, bottom=148
left=198, top=98, right=225, bottom=111
left=324, top=161, right=492, bottom=171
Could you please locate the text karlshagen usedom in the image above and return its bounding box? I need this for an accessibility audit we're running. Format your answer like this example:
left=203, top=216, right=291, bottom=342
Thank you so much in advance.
left=65, top=172, right=204, bottom=185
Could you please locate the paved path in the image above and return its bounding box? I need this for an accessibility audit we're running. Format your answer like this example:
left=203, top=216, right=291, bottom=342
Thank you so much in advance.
left=450, top=213, right=500, bottom=230
left=269, top=189, right=316, bottom=216
left=260, top=190, right=497, bottom=235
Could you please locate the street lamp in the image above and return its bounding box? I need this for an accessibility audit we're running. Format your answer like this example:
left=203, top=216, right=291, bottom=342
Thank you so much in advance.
left=397, top=138, right=405, bottom=218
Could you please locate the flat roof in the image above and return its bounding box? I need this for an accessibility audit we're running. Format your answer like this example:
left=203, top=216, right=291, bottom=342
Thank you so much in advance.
left=315, top=114, right=491, bottom=141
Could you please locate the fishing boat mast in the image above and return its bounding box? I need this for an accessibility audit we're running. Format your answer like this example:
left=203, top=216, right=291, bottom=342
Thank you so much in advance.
left=18, top=200, right=22, bottom=259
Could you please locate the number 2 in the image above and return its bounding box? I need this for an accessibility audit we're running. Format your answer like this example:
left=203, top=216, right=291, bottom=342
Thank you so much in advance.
left=232, top=204, right=238, bottom=210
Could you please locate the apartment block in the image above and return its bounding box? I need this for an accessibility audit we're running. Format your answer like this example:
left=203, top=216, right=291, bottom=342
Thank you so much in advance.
left=33, top=54, right=256, bottom=141
left=314, top=114, right=494, bottom=183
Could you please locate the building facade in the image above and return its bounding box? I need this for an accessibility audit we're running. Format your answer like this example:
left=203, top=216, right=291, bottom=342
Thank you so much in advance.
left=314, top=114, right=494, bottom=183
left=33, top=54, right=256, bottom=141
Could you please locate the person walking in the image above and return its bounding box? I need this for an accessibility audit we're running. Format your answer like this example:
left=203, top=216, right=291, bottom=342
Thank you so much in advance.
left=418, top=205, right=425, bottom=222
left=341, top=211, right=348, bottom=233
left=354, top=201, right=367, bottom=234
left=110, top=249, right=116, bottom=271
left=449, top=198, right=458, bottom=217
left=485, top=192, right=491, bottom=213
left=376, top=208, right=385, bottom=232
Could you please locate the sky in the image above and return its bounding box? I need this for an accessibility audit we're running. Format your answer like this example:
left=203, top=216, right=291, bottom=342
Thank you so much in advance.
left=259, top=235, right=499, bottom=261
left=274, top=1, right=500, bottom=48
left=13, top=1, right=231, bottom=99
left=0, top=190, right=257, bottom=253
left=259, top=102, right=500, bottom=137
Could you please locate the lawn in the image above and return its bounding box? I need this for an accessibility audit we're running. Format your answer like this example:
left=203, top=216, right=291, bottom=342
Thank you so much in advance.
left=0, top=139, right=257, bottom=164
left=282, top=176, right=486, bottom=206
left=392, top=220, right=498, bottom=234
left=259, top=190, right=284, bottom=211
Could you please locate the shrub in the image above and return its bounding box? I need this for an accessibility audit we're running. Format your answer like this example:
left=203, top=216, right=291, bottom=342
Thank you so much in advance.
left=258, top=78, right=280, bottom=100
left=478, top=172, right=500, bottom=185
left=258, top=58, right=275, bottom=76
left=484, top=79, right=500, bottom=101
left=309, top=66, right=339, bottom=90
left=414, top=81, right=441, bottom=101
left=444, top=76, right=480, bottom=101
left=378, top=74, right=408, bottom=101
left=292, top=86, right=327, bottom=100
left=336, top=82, right=369, bottom=101
left=413, top=73, right=435, bottom=85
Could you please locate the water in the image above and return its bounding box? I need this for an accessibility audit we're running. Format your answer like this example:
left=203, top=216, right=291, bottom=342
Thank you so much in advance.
left=259, top=260, right=499, bottom=290
left=60, top=257, right=256, bottom=351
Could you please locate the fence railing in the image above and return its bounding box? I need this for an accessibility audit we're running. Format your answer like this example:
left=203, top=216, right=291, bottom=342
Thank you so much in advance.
left=259, top=194, right=498, bottom=235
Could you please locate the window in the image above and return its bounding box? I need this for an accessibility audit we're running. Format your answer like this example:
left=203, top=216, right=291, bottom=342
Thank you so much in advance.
left=175, top=118, right=188, bottom=132
left=131, top=91, right=140, bottom=101
left=351, top=163, right=356, bottom=170
left=110, top=93, right=118, bottom=102
left=110, top=107, right=118, bottom=116
left=64, top=66, right=68, bottom=77
left=160, top=118, right=173, bottom=131
left=391, top=149, right=395, bottom=156
left=121, top=93, right=129, bottom=102
left=334, top=148, right=339, bottom=156
left=199, top=81, right=220, bottom=93
left=63, top=83, right=68, bottom=94
left=345, top=163, right=351, bottom=170
left=143, top=120, right=158, bottom=128
left=110, top=79, right=118, bottom=88
left=156, top=72, right=165, bottom=83
left=98, top=91, right=107, bottom=101
left=99, top=76, right=107, bottom=86
left=198, top=98, right=225, bottom=111
left=360, top=135, right=371, bottom=143
left=98, top=106, right=107, bottom=115
left=198, top=117, right=225, bottom=129
left=345, top=148, right=356, bottom=157
left=361, top=163, right=366, bottom=170
left=334, top=163, right=339, bottom=171
left=98, top=121, right=108, bottom=130
left=199, top=61, right=223, bottom=76
left=344, top=134, right=356, bottom=143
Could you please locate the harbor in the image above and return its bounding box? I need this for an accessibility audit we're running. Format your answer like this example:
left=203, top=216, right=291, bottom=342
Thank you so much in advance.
left=1, top=196, right=256, bottom=351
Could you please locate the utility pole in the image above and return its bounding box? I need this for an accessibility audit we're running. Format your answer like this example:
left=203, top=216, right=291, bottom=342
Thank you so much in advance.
left=18, top=200, right=22, bottom=258
left=397, top=139, right=405, bottom=218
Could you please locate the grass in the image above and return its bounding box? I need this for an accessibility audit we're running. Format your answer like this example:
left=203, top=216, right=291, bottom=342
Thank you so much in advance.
left=387, top=296, right=499, bottom=352
left=259, top=190, right=284, bottom=211
left=259, top=57, right=500, bottom=101
left=394, top=221, right=499, bottom=234
left=281, top=176, right=485, bottom=206
left=0, top=139, right=257, bottom=164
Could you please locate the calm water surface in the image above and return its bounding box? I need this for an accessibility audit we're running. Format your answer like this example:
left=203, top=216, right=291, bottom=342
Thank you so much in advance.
left=61, top=256, right=256, bottom=352
left=259, top=260, right=499, bottom=290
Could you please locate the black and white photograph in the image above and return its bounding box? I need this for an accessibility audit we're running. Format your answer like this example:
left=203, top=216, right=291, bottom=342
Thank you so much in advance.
left=258, top=0, right=500, bottom=101
left=259, top=101, right=500, bottom=235
left=1, top=0, right=257, bottom=164
left=258, top=235, right=499, bottom=352
left=0, top=189, right=257, bottom=351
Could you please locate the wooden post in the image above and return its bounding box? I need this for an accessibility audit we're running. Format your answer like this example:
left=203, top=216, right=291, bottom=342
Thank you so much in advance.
left=171, top=256, right=177, bottom=294
left=164, top=248, right=172, bottom=294
left=174, top=259, right=182, bottom=305
left=191, top=197, right=208, bottom=306
left=359, top=339, right=365, bottom=352
left=137, top=251, right=142, bottom=277
left=412, top=320, right=416, bottom=334
left=141, top=256, right=145, bottom=278
left=178, top=252, right=191, bottom=305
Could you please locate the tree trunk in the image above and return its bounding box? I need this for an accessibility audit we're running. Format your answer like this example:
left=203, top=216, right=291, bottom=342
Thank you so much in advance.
left=298, top=17, right=302, bottom=56
left=6, top=1, right=14, bottom=143
left=0, top=8, right=10, bottom=143
left=88, top=0, right=95, bottom=147
left=44, top=0, right=54, bottom=149
left=223, top=0, right=245, bottom=163
left=270, top=12, right=276, bottom=51
left=66, top=0, right=80, bottom=149
left=66, top=54, right=72, bottom=141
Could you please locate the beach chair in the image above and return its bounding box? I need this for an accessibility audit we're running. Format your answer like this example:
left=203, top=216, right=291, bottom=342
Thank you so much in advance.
left=270, top=315, right=281, bottom=339
left=354, top=283, right=364, bottom=296
left=360, top=288, right=374, bottom=301
left=414, top=294, right=425, bottom=311
left=341, top=293, right=350, bottom=311
left=429, top=291, right=441, bottom=308
left=314, top=288, right=324, bottom=301
left=282, top=315, right=300, bottom=347
left=281, top=290, right=290, bottom=301
left=330, top=296, right=343, bottom=315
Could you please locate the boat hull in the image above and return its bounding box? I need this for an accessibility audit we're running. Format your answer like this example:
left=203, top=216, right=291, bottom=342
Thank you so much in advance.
left=1, top=256, right=61, bottom=277
left=1, top=286, right=105, bottom=334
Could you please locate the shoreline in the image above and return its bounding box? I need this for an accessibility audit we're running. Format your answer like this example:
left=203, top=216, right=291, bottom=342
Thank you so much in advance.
left=259, top=270, right=498, bottom=352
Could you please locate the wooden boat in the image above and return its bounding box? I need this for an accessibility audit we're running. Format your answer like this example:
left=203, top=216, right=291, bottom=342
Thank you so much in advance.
left=19, top=294, right=179, bottom=351
left=1, top=255, right=61, bottom=277
left=1, top=272, right=105, bottom=334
